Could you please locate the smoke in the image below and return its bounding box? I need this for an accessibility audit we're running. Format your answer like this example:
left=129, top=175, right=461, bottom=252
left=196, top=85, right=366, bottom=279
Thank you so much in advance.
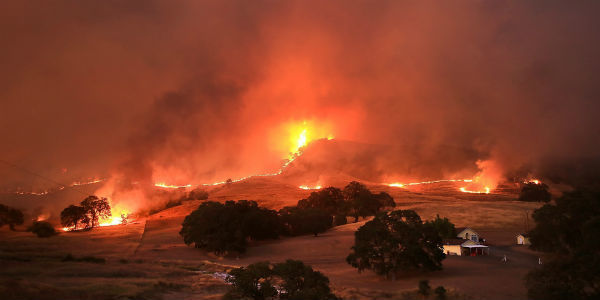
left=1, top=0, right=600, bottom=204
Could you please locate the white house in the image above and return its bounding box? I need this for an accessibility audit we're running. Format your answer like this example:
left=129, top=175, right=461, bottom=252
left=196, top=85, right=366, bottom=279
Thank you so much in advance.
left=456, top=227, right=481, bottom=243
left=516, top=234, right=531, bottom=245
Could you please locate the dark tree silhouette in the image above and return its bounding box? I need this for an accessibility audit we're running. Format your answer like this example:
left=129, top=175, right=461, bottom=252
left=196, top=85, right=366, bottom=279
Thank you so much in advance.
left=374, top=191, right=396, bottom=210
left=343, top=181, right=383, bottom=222
left=525, top=188, right=600, bottom=300
left=28, top=221, right=57, bottom=237
left=297, top=187, right=346, bottom=215
left=0, top=204, right=24, bottom=231
left=346, top=210, right=445, bottom=279
left=279, top=206, right=333, bottom=236
left=425, top=214, right=456, bottom=239
left=60, top=205, right=87, bottom=230
left=225, top=260, right=339, bottom=300
left=179, top=200, right=282, bottom=255
left=519, top=182, right=551, bottom=202
left=80, top=196, right=111, bottom=228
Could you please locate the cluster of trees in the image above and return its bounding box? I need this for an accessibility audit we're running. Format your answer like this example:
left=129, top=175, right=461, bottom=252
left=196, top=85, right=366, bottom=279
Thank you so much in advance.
left=224, top=260, right=339, bottom=300
left=60, top=196, right=111, bottom=230
left=180, top=182, right=398, bottom=255
left=180, top=200, right=280, bottom=255
left=0, top=204, right=24, bottom=230
left=346, top=210, right=454, bottom=279
left=297, top=182, right=396, bottom=224
left=525, top=188, right=600, bottom=300
left=519, top=182, right=552, bottom=202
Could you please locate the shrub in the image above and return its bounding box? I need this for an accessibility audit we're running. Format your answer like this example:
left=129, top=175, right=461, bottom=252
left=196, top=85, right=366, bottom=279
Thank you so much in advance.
left=418, top=280, right=431, bottom=298
left=434, top=286, right=447, bottom=300
left=28, top=221, right=57, bottom=238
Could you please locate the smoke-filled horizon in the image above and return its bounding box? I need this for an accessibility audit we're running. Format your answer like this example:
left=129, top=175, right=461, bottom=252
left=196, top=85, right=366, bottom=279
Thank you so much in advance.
left=2, top=1, right=600, bottom=192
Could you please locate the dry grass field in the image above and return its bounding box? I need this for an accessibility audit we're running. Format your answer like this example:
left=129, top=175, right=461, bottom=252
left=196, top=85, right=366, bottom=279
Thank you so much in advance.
left=0, top=179, right=543, bottom=300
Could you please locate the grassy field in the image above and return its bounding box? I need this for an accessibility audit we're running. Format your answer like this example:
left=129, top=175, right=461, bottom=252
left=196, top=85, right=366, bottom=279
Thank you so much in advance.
left=0, top=179, right=543, bottom=300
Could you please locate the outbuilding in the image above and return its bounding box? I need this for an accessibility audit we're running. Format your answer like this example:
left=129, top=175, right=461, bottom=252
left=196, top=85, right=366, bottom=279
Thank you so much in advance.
left=516, top=234, right=531, bottom=245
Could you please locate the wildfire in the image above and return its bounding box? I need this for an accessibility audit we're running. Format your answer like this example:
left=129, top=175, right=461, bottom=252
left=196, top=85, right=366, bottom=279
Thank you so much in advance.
left=525, top=179, right=541, bottom=185
left=299, top=185, right=322, bottom=190
left=386, top=179, right=473, bottom=188
left=154, top=183, right=193, bottom=189
left=9, top=178, right=105, bottom=196
left=459, top=187, right=491, bottom=194
left=61, top=208, right=130, bottom=232
left=155, top=120, right=334, bottom=190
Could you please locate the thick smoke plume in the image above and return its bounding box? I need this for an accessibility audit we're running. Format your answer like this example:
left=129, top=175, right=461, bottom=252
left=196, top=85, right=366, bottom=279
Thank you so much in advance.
left=2, top=1, right=600, bottom=209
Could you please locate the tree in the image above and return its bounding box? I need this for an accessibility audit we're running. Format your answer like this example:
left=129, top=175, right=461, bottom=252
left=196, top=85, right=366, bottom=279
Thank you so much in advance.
left=425, top=215, right=456, bottom=239
left=297, top=187, right=346, bottom=216
left=80, top=196, right=111, bottom=228
left=225, top=260, right=339, bottom=300
left=28, top=221, right=57, bottom=238
left=279, top=206, right=333, bottom=236
left=225, top=261, right=276, bottom=300
left=0, top=204, right=24, bottom=231
left=60, top=205, right=87, bottom=230
left=418, top=280, right=431, bottom=298
left=374, top=192, right=396, bottom=210
left=346, top=210, right=445, bottom=279
left=180, top=200, right=282, bottom=255
left=525, top=188, right=600, bottom=300
left=519, top=182, right=551, bottom=202
left=343, top=181, right=383, bottom=222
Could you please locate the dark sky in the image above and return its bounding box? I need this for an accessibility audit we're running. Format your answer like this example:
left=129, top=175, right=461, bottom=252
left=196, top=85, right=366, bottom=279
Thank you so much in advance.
left=1, top=1, right=600, bottom=191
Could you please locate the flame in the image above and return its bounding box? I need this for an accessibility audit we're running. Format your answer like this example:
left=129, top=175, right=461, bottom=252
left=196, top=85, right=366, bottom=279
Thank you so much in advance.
left=299, top=185, right=322, bottom=190
left=459, top=186, right=491, bottom=194
left=154, top=120, right=334, bottom=189
left=154, top=183, right=192, bottom=189
left=525, top=179, right=541, bottom=185
left=386, top=179, right=473, bottom=188
left=61, top=206, right=130, bottom=231
left=9, top=178, right=105, bottom=196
